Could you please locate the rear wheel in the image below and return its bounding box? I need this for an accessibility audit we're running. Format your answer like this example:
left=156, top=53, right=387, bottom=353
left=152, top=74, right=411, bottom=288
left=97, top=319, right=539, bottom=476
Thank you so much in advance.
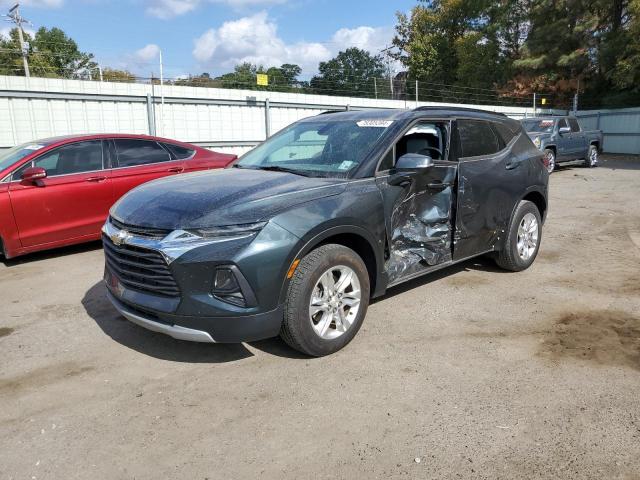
left=584, top=145, right=598, bottom=168
left=280, top=244, right=370, bottom=357
left=543, top=148, right=556, bottom=173
left=495, top=200, right=542, bottom=272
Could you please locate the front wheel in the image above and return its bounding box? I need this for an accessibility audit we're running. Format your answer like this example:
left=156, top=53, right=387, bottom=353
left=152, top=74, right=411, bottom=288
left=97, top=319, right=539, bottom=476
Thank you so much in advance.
left=584, top=145, right=598, bottom=168
left=494, top=200, right=542, bottom=272
left=280, top=244, right=370, bottom=356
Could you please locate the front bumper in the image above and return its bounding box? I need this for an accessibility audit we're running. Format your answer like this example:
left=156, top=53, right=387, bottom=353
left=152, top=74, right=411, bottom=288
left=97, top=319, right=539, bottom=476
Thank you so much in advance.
left=102, top=218, right=300, bottom=343
left=106, top=291, right=284, bottom=342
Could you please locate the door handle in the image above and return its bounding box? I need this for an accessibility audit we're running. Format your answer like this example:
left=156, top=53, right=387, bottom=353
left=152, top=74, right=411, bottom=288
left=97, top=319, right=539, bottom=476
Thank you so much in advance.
left=86, top=176, right=107, bottom=182
left=427, top=182, right=453, bottom=189
left=168, top=167, right=184, bottom=173
left=505, top=161, right=521, bottom=170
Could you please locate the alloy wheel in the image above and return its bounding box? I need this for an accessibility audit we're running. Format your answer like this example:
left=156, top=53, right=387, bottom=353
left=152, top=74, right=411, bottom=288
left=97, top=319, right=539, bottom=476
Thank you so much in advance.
left=517, top=213, right=539, bottom=261
left=309, top=265, right=361, bottom=340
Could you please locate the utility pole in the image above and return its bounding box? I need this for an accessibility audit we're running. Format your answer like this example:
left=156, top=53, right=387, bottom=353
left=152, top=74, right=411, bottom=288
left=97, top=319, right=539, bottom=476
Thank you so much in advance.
left=380, top=46, right=394, bottom=99
left=3, top=4, right=31, bottom=77
left=373, top=78, right=377, bottom=99
left=533, top=92, right=537, bottom=116
left=573, top=78, right=580, bottom=114
left=159, top=48, right=165, bottom=136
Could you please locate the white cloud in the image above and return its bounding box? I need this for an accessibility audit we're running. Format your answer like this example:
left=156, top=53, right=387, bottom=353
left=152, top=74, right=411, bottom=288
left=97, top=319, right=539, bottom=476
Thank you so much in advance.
left=330, top=26, right=394, bottom=55
left=0, top=26, right=36, bottom=40
left=145, top=0, right=286, bottom=19
left=192, top=12, right=331, bottom=74
left=145, top=0, right=199, bottom=19
left=192, top=13, right=397, bottom=76
left=0, top=0, right=63, bottom=7
left=134, top=43, right=161, bottom=62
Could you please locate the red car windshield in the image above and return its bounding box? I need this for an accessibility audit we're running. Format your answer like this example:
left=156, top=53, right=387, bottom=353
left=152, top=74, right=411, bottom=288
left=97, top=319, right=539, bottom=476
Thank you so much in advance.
left=0, top=141, right=52, bottom=173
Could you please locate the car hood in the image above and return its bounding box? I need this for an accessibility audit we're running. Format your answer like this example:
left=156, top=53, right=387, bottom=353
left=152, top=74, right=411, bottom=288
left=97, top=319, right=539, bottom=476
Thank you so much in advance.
left=110, top=168, right=347, bottom=229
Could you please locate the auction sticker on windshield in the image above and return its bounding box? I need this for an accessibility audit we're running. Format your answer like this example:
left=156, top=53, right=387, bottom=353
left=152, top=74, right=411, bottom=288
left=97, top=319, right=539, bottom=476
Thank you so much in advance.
left=356, top=120, right=394, bottom=128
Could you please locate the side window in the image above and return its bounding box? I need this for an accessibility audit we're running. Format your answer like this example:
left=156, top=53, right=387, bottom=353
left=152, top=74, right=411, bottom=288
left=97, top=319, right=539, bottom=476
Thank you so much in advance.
left=558, top=118, right=569, bottom=130
left=163, top=143, right=195, bottom=159
left=457, top=120, right=500, bottom=158
left=114, top=140, right=171, bottom=167
left=492, top=122, right=517, bottom=147
left=378, top=149, right=395, bottom=172
left=13, top=141, right=103, bottom=179
left=12, top=161, right=34, bottom=181
left=568, top=118, right=580, bottom=132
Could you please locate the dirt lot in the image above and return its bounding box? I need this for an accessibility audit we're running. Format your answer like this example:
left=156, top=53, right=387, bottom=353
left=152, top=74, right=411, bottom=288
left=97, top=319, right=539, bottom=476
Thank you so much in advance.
left=1, top=154, right=639, bottom=480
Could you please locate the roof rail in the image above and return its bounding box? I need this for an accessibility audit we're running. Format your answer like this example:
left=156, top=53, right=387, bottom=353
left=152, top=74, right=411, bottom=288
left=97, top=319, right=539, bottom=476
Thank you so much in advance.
left=413, top=106, right=507, bottom=117
left=317, top=109, right=349, bottom=115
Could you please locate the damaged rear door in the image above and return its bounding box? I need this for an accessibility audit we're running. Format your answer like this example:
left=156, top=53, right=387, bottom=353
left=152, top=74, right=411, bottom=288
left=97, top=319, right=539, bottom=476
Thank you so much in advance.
left=375, top=120, right=458, bottom=285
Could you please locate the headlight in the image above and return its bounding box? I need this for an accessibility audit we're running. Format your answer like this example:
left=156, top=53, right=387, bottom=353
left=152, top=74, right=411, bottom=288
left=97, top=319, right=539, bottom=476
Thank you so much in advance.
left=187, top=222, right=267, bottom=238
left=533, top=136, right=541, bottom=148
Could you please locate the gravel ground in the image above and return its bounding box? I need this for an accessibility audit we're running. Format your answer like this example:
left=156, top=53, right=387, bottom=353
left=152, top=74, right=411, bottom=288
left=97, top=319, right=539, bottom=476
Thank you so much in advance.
left=1, top=154, right=639, bottom=480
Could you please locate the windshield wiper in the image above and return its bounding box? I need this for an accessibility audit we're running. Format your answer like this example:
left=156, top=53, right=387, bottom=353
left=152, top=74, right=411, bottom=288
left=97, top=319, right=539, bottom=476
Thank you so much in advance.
left=252, top=165, right=313, bottom=177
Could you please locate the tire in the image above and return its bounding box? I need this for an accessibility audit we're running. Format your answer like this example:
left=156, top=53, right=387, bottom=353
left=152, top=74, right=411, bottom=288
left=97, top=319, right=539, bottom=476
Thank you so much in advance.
left=280, top=244, right=370, bottom=357
left=543, top=148, right=556, bottom=173
left=584, top=145, right=598, bottom=168
left=494, top=200, right=542, bottom=272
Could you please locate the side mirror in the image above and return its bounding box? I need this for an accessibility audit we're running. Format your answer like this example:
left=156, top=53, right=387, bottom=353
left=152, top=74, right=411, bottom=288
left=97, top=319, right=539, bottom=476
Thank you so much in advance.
left=558, top=126, right=571, bottom=134
left=394, top=153, right=434, bottom=171
left=21, top=166, right=47, bottom=183
left=388, top=153, right=433, bottom=186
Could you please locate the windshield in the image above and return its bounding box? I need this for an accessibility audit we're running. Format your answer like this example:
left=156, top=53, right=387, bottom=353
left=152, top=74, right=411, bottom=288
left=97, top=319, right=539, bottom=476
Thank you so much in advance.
left=522, top=119, right=555, bottom=134
left=0, top=141, right=50, bottom=172
left=236, top=119, right=392, bottom=178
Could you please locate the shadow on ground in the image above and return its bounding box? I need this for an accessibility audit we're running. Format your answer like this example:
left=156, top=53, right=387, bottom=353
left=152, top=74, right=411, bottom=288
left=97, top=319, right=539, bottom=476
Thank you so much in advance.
left=82, top=281, right=306, bottom=362
left=2, top=241, right=103, bottom=267
left=374, top=255, right=503, bottom=303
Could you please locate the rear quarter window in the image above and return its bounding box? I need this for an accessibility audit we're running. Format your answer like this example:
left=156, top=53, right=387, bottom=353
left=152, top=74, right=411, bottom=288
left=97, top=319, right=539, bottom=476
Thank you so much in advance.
left=492, top=122, right=518, bottom=146
left=114, top=139, right=171, bottom=167
left=163, top=143, right=196, bottom=159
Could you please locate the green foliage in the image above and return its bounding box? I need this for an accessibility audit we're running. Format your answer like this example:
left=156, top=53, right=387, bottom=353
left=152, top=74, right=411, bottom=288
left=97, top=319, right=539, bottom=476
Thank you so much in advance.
left=394, top=0, right=640, bottom=108
left=101, top=68, right=136, bottom=83
left=309, top=47, right=387, bottom=97
left=0, top=27, right=97, bottom=78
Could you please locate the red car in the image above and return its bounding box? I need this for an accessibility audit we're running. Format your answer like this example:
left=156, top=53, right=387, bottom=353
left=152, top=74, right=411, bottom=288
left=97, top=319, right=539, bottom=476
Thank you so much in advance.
left=0, top=134, right=236, bottom=259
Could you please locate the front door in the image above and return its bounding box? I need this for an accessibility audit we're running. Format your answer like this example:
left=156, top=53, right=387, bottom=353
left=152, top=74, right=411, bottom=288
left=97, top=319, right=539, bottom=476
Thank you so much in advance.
left=8, top=140, right=113, bottom=247
left=376, top=120, right=457, bottom=285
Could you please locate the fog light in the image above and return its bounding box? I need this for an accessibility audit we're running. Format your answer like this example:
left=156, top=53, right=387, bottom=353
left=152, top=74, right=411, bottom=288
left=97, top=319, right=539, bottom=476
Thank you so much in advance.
left=213, top=267, right=246, bottom=307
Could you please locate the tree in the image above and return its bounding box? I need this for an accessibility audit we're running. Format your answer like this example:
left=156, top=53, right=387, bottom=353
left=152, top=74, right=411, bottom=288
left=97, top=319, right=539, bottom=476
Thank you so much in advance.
left=266, top=63, right=302, bottom=87
left=310, top=47, right=387, bottom=97
left=0, top=26, right=97, bottom=78
left=101, top=68, right=136, bottom=83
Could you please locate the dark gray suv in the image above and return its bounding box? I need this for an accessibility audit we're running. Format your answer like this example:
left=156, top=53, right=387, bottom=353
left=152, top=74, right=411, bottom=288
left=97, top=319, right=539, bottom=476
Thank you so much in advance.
left=103, top=107, right=548, bottom=356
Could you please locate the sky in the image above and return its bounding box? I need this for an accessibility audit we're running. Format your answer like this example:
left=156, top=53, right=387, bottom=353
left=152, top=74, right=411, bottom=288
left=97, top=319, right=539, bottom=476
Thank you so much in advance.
left=0, top=0, right=418, bottom=80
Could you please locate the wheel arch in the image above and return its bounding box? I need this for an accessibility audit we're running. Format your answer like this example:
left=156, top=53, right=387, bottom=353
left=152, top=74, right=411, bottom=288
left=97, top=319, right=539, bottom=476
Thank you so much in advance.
left=279, top=225, right=384, bottom=303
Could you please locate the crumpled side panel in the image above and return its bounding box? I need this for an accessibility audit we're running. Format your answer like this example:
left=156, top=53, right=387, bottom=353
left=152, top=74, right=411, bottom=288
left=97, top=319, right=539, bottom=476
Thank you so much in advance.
left=385, top=167, right=456, bottom=283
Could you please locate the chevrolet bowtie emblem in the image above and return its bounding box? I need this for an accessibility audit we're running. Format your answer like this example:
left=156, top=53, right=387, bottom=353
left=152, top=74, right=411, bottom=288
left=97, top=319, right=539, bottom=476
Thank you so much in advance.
left=111, top=229, right=131, bottom=246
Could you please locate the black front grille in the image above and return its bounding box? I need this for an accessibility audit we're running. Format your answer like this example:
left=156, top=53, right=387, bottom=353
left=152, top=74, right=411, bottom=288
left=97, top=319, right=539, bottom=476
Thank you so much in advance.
left=103, top=235, right=180, bottom=297
left=109, top=216, right=171, bottom=238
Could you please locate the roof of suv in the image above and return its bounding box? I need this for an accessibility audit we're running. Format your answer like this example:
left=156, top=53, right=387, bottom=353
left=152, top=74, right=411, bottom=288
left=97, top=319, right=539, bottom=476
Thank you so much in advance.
left=310, top=107, right=512, bottom=123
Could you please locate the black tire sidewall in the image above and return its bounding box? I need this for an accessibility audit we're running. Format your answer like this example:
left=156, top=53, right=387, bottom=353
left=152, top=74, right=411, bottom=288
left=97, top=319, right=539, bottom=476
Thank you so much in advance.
left=285, top=245, right=370, bottom=356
